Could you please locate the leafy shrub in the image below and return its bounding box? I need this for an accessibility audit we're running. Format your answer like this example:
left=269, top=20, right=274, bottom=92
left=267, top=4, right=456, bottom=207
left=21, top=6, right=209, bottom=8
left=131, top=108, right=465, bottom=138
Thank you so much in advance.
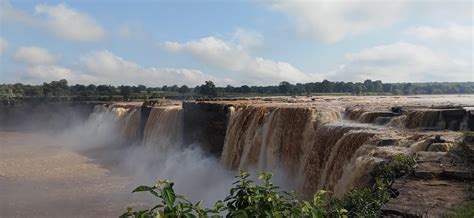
left=337, top=154, right=416, bottom=217
left=224, top=171, right=300, bottom=217
left=120, top=180, right=224, bottom=218
left=122, top=154, right=416, bottom=218
left=370, top=154, right=417, bottom=186
left=336, top=178, right=391, bottom=217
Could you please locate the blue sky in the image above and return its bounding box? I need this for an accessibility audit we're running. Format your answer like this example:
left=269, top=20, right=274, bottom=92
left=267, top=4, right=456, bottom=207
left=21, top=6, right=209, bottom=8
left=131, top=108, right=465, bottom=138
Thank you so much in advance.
left=0, top=0, right=472, bottom=86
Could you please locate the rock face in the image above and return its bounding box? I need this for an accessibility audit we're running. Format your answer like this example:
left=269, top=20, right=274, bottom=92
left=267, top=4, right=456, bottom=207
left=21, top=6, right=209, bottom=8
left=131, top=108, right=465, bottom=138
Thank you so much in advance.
left=346, top=105, right=473, bottom=131
left=182, top=101, right=231, bottom=155
left=383, top=148, right=473, bottom=217
left=427, top=143, right=454, bottom=152
left=414, top=151, right=472, bottom=180
left=381, top=179, right=471, bottom=217
left=139, top=105, right=152, bottom=140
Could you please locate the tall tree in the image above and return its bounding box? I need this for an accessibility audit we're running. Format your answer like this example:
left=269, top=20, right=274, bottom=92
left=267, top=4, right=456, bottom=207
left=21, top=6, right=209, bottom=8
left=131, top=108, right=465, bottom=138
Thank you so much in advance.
left=199, top=81, right=217, bottom=97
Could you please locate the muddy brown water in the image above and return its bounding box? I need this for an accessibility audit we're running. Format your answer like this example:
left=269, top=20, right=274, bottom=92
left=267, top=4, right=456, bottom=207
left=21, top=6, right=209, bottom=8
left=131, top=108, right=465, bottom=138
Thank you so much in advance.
left=0, top=131, right=147, bottom=217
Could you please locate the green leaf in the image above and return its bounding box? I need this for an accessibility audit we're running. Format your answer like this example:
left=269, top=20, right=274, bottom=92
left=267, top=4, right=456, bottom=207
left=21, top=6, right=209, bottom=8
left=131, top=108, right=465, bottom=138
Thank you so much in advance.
left=132, top=185, right=155, bottom=193
left=118, top=211, right=131, bottom=218
left=214, top=200, right=224, bottom=211
left=150, top=204, right=164, bottom=212
left=149, top=190, right=160, bottom=198
left=135, top=210, right=151, bottom=218
left=161, top=183, right=176, bottom=207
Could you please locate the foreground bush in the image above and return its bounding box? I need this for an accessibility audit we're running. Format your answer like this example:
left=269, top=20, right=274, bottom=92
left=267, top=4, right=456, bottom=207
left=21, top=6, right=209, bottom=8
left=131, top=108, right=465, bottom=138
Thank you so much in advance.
left=121, top=154, right=416, bottom=218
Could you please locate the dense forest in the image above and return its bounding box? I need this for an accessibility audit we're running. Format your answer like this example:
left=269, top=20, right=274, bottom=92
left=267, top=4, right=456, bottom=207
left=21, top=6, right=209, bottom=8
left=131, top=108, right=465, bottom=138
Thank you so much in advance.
left=1, top=79, right=473, bottom=104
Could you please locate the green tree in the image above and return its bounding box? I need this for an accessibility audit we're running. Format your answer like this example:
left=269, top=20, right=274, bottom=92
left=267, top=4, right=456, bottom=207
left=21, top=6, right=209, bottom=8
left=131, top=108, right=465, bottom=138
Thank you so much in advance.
left=199, top=81, right=217, bottom=97
left=178, top=85, right=190, bottom=94
left=353, top=84, right=364, bottom=95
left=42, top=82, right=52, bottom=97
left=321, top=80, right=334, bottom=93
left=403, top=83, right=414, bottom=95
left=279, top=81, right=291, bottom=93
left=224, top=85, right=234, bottom=93
left=373, top=80, right=384, bottom=93
left=120, top=86, right=132, bottom=101
left=240, top=85, right=251, bottom=93
left=169, top=85, right=179, bottom=92
left=86, top=84, right=97, bottom=92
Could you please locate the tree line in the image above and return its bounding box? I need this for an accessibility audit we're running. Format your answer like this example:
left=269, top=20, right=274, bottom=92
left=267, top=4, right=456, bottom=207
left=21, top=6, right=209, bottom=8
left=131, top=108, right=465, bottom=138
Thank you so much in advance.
left=1, top=79, right=473, bottom=102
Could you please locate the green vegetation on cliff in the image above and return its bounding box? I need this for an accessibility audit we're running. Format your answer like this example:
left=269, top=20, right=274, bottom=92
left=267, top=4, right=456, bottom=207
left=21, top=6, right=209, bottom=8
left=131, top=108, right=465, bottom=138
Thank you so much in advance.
left=122, top=154, right=417, bottom=217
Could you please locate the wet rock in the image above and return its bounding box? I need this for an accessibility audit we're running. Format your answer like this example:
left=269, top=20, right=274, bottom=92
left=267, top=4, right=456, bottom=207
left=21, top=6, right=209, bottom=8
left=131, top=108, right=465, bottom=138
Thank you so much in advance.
left=403, top=108, right=468, bottom=130
left=427, top=143, right=454, bottom=152
left=182, top=102, right=230, bottom=155
left=377, top=139, right=397, bottom=146
left=468, top=111, right=474, bottom=131
left=464, top=134, right=474, bottom=144
left=416, top=151, right=446, bottom=163
left=414, top=151, right=471, bottom=180
left=442, top=169, right=473, bottom=181
left=414, top=152, right=446, bottom=179
left=382, top=179, right=471, bottom=217
left=441, top=109, right=466, bottom=119
left=391, top=106, right=403, bottom=114
left=374, top=116, right=392, bottom=125
left=414, top=167, right=443, bottom=179
left=471, top=182, right=474, bottom=200
left=139, top=105, right=152, bottom=140
left=433, top=135, right=445, bottom=143
left=359, top=111, right=398, bottom=123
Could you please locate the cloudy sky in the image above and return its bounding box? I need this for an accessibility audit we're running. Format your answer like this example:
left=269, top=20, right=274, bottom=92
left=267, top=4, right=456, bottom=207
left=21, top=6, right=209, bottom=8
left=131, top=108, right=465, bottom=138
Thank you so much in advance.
left=0, top=0, right=472, bottom=86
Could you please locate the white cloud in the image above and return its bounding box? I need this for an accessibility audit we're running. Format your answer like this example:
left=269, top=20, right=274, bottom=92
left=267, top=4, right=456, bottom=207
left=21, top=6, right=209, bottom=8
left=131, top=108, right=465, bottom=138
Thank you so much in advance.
left=78, top=50, right=227, bottom=86
left=22, top=50, right=230, bottom=86
left=265, top=0, right=404, bottom=43
left=232, top=28, right=264, bottom=48
left=0, top=38, right=8, bottom=55
left=1, top=1, right=105, bottom=42
left=405, top=23, right=473, bottom=42
left=34, top=3, right=105, bottom=41
left=14, top=46, right=57, bottom=65
left=0, top=0, right=39, bottom=26
left=163, top=36, right=321, bottom=85
left=25, top=65, right=96, bottom=84
left=117, top=22, right=150, bottom=40
left=329, top=42, right=472, bottom=82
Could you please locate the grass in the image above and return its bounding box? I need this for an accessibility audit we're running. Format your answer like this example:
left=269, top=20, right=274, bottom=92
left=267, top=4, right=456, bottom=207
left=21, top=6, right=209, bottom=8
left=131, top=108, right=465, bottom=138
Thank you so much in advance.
left=449, top=201, right=474, bottom=218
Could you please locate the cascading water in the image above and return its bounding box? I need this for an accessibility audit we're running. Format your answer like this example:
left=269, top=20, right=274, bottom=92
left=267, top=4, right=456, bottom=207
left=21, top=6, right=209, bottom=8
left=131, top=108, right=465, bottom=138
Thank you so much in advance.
left=142, top=106, right=183, bottom=150
left=120, top=108, right=141, bottom=142
left=220, top=106, right=341, bottom=175
left=88, top=101, right=466, bottom=201
left=219, top=105, right=368, bottom=194
left=94, top=104, right=142, bottom=142
left=405, top=109, right=442, bottom=129
left=219, top=104, right=432, bottom=198
left=84, top=103, right=233, bottom=205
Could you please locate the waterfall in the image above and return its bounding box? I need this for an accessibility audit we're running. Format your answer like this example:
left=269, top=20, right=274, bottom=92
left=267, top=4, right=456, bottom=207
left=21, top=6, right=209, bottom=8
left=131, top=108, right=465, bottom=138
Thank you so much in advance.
left=142, top=106, right=183, bottom=150
left=405, top=109, right=442, bottom=129
left=90, top=104, right=184, bottom=149
left=92, top=104, right=142, bottom=142
left=386, top=115, right=407, bottom=128
left=219, top=105, right=408, bottom=198
left=313, top=128, right=374, bottom=192
left=120, top=108, right=141, bottom=142
left=220, top=106, right=342, bottom=175
left=87, top=101, right=465, bottom=200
